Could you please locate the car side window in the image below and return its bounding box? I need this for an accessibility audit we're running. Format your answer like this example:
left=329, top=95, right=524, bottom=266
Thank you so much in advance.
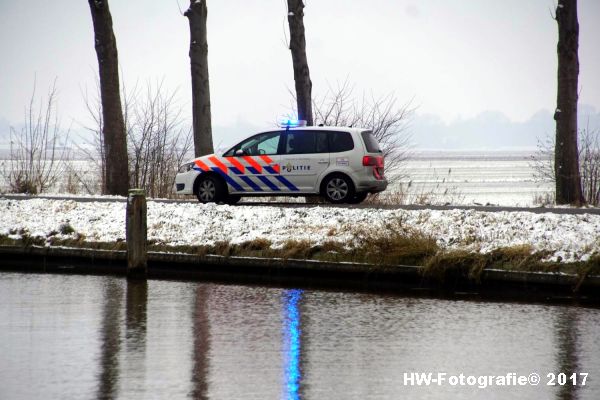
left=224, top=131, right=281, bottom=156
left=283, top=131, right=330, bottom=154
left=316, top=131, right=329, bottom=153
left=329, top=131, right=354, bottom=152
left=285, top=131, right=316, bottom=154
left=253, top=133, right=280, bottom=155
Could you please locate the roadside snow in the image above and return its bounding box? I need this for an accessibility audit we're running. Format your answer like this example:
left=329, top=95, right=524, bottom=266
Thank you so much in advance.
left=1, top=199, right=598, bottom=263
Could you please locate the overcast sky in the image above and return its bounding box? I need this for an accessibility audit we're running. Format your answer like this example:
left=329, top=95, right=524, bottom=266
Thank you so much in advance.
left=1, top=0, right=599, bottom=149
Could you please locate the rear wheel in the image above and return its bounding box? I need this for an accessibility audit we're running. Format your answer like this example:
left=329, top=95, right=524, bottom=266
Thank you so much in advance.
left=348, top=192, right=369, bottom=204
left=195, top=175, right=225, bottom=203
left=321, top=174, right=355, bottom=204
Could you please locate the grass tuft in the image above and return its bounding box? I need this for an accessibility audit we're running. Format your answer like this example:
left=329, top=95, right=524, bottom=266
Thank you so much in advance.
left=59, top=223, right=75, bottom=235
left=351, top=219, right=439, bottom=265
left=238, top=238, right=272, bottom=252
left=280, top=240, right=316, bottom=259
left=423, top=250, right=487, bottom=282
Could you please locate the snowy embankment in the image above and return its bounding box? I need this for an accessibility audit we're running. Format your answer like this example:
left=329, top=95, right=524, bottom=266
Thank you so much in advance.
left=1, top=198, right=599, bottom=263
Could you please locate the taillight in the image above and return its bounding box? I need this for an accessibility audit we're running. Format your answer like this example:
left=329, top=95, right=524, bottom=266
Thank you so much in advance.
left=362, top=156, right=384, bottom=167
left=363, top=156, right=384, bottom=180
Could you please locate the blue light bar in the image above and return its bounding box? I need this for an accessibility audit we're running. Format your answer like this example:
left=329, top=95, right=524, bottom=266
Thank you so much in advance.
left=279, top=119, right=307, bottom=128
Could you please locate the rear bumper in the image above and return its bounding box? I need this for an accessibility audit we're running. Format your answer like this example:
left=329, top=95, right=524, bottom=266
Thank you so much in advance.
left=356, top=178, right=388, bottom=193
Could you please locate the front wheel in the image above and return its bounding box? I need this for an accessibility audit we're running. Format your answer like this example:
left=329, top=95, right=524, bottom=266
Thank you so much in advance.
left=223, top=195, right=242, bottom=205
left=321, top=174, right=355, bottom=204
left=195, top=175, right=225, bottom=203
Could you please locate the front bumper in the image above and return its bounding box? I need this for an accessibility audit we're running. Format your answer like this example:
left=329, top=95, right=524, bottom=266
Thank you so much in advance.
left=173, top=171, right=198, bottom=195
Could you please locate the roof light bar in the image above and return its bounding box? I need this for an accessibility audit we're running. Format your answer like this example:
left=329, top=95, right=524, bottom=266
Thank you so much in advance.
left=279, top=119, right=307, bottom=128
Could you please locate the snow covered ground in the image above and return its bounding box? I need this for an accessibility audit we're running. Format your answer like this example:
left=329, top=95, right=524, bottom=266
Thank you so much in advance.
left=1, top=198, right=598, bottom=263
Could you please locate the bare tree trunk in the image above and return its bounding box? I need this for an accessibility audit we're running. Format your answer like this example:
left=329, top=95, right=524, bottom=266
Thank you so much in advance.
left=287, top=0, right=313, bottom=126
left=185, top=0, right=214, bottom=157
left=554, top=0, right=584, bottom=205
left=87, top=0, right=129, bottom=196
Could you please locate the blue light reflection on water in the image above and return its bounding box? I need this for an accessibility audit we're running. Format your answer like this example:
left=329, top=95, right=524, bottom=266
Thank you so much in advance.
left=282, top=289, right=303, bottom=400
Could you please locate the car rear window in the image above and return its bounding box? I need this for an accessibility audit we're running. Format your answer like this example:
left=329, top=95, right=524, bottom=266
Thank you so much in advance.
left=329, top=131, right=354, bottom=152
left=361, top=130, right=382, bottom=153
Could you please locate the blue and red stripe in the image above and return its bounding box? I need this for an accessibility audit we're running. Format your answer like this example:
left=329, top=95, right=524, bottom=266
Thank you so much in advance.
left=211, top=167, right=244, bottom=192
left=257, top=176, right=280, bottom=191
left=275, top=176, right=299, bottom=191
left=239, top=176, right=263, bottom=191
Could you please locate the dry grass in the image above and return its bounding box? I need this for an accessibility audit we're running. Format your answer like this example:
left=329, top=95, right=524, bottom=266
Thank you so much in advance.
left=423, top=250, right=488, bottom=282
left=422, top=245, right=544, bottom=282
left=1, top=229, right=598, bottom=279
left=532, top=192, right=555, bottom=207
left=350, top=221, right=439, bottom=265
left=420, top=245, right=599, bottom=282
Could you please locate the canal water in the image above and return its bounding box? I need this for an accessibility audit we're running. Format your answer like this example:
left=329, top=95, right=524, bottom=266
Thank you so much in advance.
left=1, top=272, right=598, bottom=400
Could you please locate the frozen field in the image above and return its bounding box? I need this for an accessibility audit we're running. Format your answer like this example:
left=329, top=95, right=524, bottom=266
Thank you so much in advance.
left=1, top=150, right=553, bottom=206
left=396, top=150, right=553, bottom=206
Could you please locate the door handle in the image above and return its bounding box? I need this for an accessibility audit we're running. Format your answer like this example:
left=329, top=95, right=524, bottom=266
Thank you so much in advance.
left=318, top=160, right=329, bottom=164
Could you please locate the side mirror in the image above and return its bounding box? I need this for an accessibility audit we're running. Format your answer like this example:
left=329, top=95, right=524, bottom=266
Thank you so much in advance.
left=235, top=149, right=245, bottom=157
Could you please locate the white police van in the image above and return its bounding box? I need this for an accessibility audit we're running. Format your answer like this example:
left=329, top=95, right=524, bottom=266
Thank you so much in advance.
left=174, top=122, right=387, bottom=204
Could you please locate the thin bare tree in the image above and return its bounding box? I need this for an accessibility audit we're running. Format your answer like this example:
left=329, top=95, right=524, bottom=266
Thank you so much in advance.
left=579, top=127, right=600, bottom=205
left=287, top=0, right=313, bottom=125
left=184, top=0, right=214, bottom=157
left=554, top=0, right=584, bottom=205
left=311, top=81, right=413, bottom=181
left=78, top=80, right=107, bottom=194
left=80, top=79, right=193, bottom=198
left=87, top=0, right=129, bottom=196
left=126, top=81, right=193, bottom=198
left=532, top=126, right=600, bottom=206
left=2, top=80, right=69, bottom=194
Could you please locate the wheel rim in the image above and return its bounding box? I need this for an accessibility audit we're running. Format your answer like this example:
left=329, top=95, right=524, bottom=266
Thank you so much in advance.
left=326, top=178, right=348, bottom=201
left=198, top=179, right=216, bottom=202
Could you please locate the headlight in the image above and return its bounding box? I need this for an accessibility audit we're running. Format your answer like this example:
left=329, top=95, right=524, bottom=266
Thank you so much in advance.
left=178, top=162, right=195, bottom=173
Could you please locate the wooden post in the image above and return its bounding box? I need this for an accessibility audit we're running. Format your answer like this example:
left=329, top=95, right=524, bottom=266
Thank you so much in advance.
left=126, top=189, right=147, bottom=279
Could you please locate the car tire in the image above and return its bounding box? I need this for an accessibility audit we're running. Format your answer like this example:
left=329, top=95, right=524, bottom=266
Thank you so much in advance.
left=224, top=195, right=242, bottom=205
left=321, top=174, right=355, bottom=204
left=348, top=192, right=368, bottom=204
left=195, top=175, right=225, bottom=203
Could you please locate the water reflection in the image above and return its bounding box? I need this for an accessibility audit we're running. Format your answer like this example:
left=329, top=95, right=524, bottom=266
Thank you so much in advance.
left=125, top=280, right=147, bottom=348
left=96, top=279, right=149, bottom=400
left=1, top=273, right=599, bottom=399
left=123, top=280, right=148, bottom=397
left=555, top=310, right=579, bottom=400
left=282, top=289, right=303, bottom=400
left=191, top=285, right=211, bottom=400
left=96, top=279, right=123, bottom=400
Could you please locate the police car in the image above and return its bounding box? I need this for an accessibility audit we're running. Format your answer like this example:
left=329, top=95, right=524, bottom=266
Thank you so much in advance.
left=174, top=121, right=388, bottom=204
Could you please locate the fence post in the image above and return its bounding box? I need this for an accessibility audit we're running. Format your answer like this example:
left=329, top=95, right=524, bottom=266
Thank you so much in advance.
left=126, top=189, right=147, bottom=279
